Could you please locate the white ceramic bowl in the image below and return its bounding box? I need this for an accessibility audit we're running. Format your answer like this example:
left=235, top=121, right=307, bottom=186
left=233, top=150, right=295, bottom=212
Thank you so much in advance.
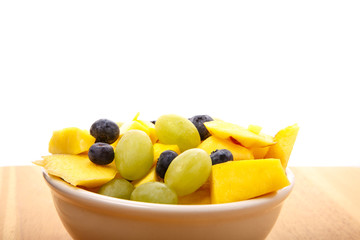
left=43, top=168, right=294, bottom=240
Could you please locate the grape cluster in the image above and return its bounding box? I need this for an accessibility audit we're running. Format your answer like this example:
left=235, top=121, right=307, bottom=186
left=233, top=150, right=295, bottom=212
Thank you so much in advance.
left=96, top=114, right=219, bottom=204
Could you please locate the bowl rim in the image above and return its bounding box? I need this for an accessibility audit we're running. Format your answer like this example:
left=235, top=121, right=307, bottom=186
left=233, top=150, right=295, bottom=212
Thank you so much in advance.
left=43, top=167, right=295, bottom=215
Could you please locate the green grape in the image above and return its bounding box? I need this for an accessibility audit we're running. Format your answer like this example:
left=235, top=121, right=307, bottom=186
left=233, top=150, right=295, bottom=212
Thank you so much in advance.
left=115, top=130, right=154, bottom=181
left=155, top=114, right=201, bottom=152
left=130, top=182, right=178, bottom=204
left=98, top=178, right=134, bottom=200
left=164, top=148, right=211, bottom=197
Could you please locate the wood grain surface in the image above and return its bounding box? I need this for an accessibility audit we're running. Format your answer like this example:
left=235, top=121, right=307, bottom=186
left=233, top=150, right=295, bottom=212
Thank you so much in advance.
left=1, top=166, right=359, bottom=240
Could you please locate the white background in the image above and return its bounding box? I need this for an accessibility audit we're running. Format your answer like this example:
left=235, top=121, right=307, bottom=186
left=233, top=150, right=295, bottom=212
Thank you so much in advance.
left=0, top=1, right=359, bottom=167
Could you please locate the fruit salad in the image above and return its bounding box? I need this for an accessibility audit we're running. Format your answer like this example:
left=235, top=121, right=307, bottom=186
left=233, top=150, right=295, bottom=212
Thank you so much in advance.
left=34, top=113, right=299, bottom=205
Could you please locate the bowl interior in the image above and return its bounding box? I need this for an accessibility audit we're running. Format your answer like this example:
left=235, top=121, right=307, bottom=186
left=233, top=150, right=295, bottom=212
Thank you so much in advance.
left=43, top=167, right=295, bottom=214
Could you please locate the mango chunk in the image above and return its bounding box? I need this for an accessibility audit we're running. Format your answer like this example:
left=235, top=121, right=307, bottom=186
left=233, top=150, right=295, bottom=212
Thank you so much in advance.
left=251, top=146, right=270, bottom=159
left=34, top=154, right=117, bottom=188
left=48, top=127, right=95, bottom=155
left=247, top=125, right=270, bottom=159
left=153, top=143, right=181, bottom=165
left=178, top=185, right=211, bottom=205
left=132, top=166, right=159, bottom=188
left=265, top=124, right=299, bottom=169
left=247, top=124, right=262, bottom=134
left=197, top=136, right=254, bottom=160
left=211, top=159, right=290, bottom=204
left=120, top=113, right=158, bottom=144
left=136, top=119, right=158, bottom=144
left=120, top=121, right=150, bottom=137
left=204, top=121, right=274, bottom=148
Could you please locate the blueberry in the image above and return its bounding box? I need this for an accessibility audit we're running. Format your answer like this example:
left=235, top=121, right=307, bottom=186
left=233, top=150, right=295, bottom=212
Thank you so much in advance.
left=189, top=115, right=214, bottom=141
left=210, top=149, right=233, bottom=165
left=90, top=119, right=120, bottom=144
left=88, top=142, right=115, bottom=165
left=156, top=150, right=178, bottom=179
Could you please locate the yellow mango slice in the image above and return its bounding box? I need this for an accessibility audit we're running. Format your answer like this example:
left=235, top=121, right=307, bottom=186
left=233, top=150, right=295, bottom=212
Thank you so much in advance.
left=265, top=124, right=299, bottom=169
left=178, top=186, right=211, bottom=205
left=132, top=166, right=159, bottom=188
left=197, top=136, right=254, bottom=160
left=251, top=146, right=270, bottom=159
left=211, top=159, right=290, bottom=204
left=247, top=124, right=270, bottom=159
left=247, top=124, right=262, bottom=134
left=119, top=113, right=158, bottom=144
left=153, top=143, right=181, bottom=165
left=48, top=127, right=95, bottom=155
left=34, top=154, right=117, bottom=188
left=120, top=121, right=150, bottom=137
left=204, top=121, right=274, bottom=148
left=136, top=119, right=158, bottom=144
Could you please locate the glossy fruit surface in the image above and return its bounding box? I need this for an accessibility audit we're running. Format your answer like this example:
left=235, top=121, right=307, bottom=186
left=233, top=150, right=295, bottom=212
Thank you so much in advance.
left=155, top=114, right=201, bottom=152
left=33, top=154, right=117, bottom=188
left=189, top=114, right=214, bottom=140
left=90, top=119, right=120, bottom=144
left=153, top=143, right=180, bottom=166
left=204, top=121, right=274, bottom=148
left=265, top=124, right=299, bottom=169
left=88, top=142, right=114, bottom=165
left=120, top=113, right=158, bottom=144
left=115, top=130, right=154, bottom=181
left=48, top=127, right=95, bottom=155
left=156, top=150, right=178, bottom=179
left=211, top=159, right=290, bottom=204
left=132, top=166, right=158, bottom=188
left=165, top=148, right=212, bottom=197
left=178, top=185, right=211, bottom=205
left=130, top=182, right=178, bottom=204
left=197, top=136, right=254, bottom=160
left=210, top=149, right=233, bottom=165
left=98, top=178, right=134, bottom=199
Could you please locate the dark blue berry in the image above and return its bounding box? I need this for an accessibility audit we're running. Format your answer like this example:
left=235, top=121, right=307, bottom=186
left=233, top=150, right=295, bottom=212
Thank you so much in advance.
left=156, top=150, right=178, bottom=179
left=90, top=119, right=120, bottom=144
left=88, top=142, right=115, bottom=165
left=189, top=115, right=214, bottom=141
left=210, top=149, right=233, bottom=165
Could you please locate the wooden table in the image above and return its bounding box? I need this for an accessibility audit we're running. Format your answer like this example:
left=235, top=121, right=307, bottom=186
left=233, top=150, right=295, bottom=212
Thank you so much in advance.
left=1, top=166, right=359, bottom=239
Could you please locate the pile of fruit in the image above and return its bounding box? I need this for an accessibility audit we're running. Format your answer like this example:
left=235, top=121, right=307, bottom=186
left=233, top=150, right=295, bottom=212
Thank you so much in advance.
left=34, top=113, right=299, bottom=205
